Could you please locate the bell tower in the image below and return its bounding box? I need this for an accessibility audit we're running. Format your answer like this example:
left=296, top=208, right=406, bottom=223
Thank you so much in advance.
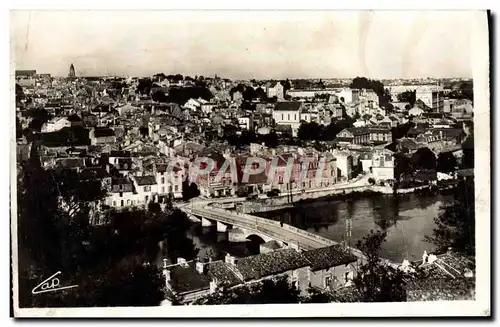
left=68, top=63, right=76, bottom=78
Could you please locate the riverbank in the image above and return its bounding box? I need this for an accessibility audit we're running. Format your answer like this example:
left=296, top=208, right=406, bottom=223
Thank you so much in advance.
left=241, top=184, right=456, bottom=214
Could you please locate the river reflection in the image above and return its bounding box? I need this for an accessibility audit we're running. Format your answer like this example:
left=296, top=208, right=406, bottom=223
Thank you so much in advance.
left=185, top=193, right=454, bottom=263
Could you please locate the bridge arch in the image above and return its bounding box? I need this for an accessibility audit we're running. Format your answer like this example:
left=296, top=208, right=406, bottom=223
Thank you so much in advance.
left=246, top=234, right=266, bottom=245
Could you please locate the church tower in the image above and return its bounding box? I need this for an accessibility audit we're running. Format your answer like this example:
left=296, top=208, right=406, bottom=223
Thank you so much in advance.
left=68, top=63, right=76, bottom=78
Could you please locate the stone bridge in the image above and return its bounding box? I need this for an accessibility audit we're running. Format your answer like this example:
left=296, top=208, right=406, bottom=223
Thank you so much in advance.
left=183, top=203, right=366, bottom=256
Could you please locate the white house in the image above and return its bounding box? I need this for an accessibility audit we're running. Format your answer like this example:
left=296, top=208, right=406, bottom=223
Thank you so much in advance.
left=238, top=116, right=251, bottom=130
left=266, top=81, right=284, bottom=100
left=330, top=150, right=353, bottom=181
left=116, top=103, right=140, bottom=116
left=272, top=101, right=304, bottom=137
left=201, top=103, right=217, bottom=115
left=41, top=117, right=71, bottom=133
left=155, top=161, right=185, bottom=200
left=130, top=175, right=158, bottom=205
left=371, top=149, right=395, bottom=181
left=184, top=98, right=202, bottom=111
left=336, top=88, right=360, bottom=104
left=106, top=178, right=137, bottom=208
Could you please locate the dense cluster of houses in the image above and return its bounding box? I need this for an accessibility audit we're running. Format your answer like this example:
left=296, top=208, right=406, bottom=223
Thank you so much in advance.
left=15, top=70, right=475, bottom=305
left=16, top=72, right=473, bottom=226
left=163, top=244, right=360, bottom=304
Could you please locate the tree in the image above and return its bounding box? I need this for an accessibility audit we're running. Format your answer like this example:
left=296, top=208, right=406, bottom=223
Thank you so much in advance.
left=242, top=87, right=257, bottom=102
left=391, top=122, right=414, bottom=141
left=397, top=90, right=416, bottom=107
left=263, top=130, right=279, bottom=148
left=152, top=90, right=168, bottom=103
left=24, top=263, right=166, bottom=307
left=353, top=230, right=407, bottom=302
left=411, top=147, right=436, bottom=171
left=137, top=78, right=153, bottom=95
left=26, top=108, right=53, bottom=132
left=297, top=121, right=322, bottom=141
left=436, top=152, right=457, bottom=174
left=461, top=135, right=474, bottom=169
left=194, top=275, right=301, bottom=305
left=16, top=116, right=23, bottom=139
left=255, top=87, right=267, bottom=101
left=393, top=152, right=412, bottom=183
left=426, top=177, right=475, bottom=255
left=182, top=180, right=200, bottom=201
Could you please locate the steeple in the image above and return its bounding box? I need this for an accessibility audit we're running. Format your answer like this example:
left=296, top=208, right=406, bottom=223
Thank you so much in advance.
left=68, top=63, right=76, bottom=78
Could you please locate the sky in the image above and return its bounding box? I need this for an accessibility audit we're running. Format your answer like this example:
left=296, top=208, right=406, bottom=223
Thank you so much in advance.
left=10, top=10, right=482, bottom=80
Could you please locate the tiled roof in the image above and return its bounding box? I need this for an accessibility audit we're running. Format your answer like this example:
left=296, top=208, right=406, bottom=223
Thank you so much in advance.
left=80, top=167, right=110, bottom=180
left=302, top=245, right=358, bottom=271
left=67, top=114, right=82, bottom=122
left=274, top=124, right=293, bottom=133
left=406, top=277, right=475, bottom=302
left=399, top=138, right=421, bottom=150
left=55, top=158, right=85, bottom=169
left=206, top=261, right=243, bottom=287
left=275, top=101, right=302, bottom=111
left=260, top=240, right=283, bottom=250
left=111, top=178, right=134, bottom=193
left=235, top=248, right=311, bottom=281
left=134, top=175, right=157, bottom=186
left=169, top=262, right=211, bottom=294
left=94, top=127, right=115, bottom=138
left=346, top=127, right=369, bottom=136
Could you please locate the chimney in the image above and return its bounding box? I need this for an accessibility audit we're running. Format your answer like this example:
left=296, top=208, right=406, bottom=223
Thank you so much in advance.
left=177, top=257, right=188, bottom=268
left=288, top=241, right=299, bottom=251
left=195, top=260, right=204, bottom=274
left=225, top=253, right=235, bottom=266
left=422, top=250, right=428, bottom=264
left=427, top=254, right=438, bottom=264
left=209, top=280, right=217, bottom=294
left=162, top=259, right=171, bottom=287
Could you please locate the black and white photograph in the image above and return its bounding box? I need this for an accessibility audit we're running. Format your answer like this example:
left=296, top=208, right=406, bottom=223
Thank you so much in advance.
left=10, top=9, right=490, bottom=317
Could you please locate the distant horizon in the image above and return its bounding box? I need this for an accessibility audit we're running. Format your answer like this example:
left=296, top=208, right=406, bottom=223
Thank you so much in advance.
left=14, top=68, right=473, bottom=82
left=12, top=11, right=476, bottom=80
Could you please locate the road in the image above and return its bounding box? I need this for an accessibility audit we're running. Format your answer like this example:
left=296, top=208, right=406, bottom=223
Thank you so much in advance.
left=187, top=204, right=337, bottom=251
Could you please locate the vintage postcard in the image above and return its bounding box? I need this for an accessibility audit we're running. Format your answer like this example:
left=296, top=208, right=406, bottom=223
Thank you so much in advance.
left=10, top=10, right=490, bottom=317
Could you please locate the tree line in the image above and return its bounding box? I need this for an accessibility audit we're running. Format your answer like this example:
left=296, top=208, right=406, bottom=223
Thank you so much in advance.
left=17, top=144, right=199, bottom=307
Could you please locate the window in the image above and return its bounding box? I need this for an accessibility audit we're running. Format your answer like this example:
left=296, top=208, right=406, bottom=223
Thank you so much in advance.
left=174, top=185, right=178, bottom=192
left=120, top=200, right=124, bottom=207
left=168, top=186, right=172, bottom=193
left=162, top=186, right=165, bottom=193
left=113, top=201, right=116, bottom=207
left=145, top=196, right=149, bottom=202
left=161, top=177, right=165, bottom=184
left=281, top=114, right=284, bottom=120
left=288, top=114, right=290, bottom=120
left=294, top=114, right=297, bottom=121
left=127, top=199, right=130, bottom=205
left=325, top=277, right=332, bottom=288
left=144, top=186, right=151, bottom=192
left=119, top=192, right=123, bottom=197
left=278, top=176, right=283, bottom=184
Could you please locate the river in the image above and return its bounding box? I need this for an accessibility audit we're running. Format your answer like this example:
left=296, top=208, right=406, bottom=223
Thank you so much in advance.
left=186, top=193, right=454, bottom=263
